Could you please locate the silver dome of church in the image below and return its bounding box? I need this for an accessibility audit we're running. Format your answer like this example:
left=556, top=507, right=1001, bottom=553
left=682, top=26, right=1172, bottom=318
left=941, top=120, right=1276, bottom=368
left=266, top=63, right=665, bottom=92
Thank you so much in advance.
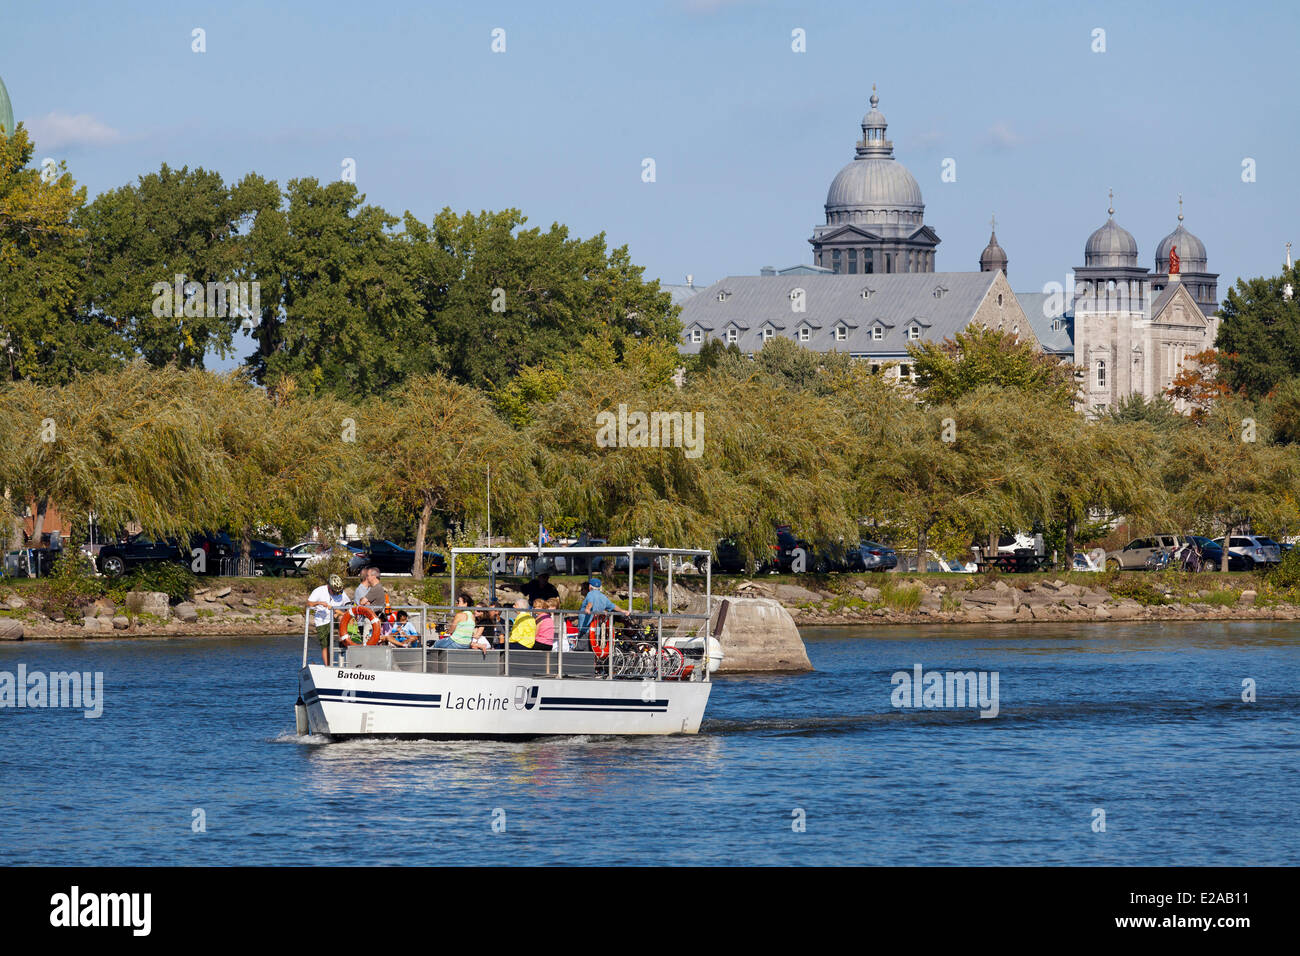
left=1155, top=201, right=1208, bottom=273
left=823, top=89, right=925, bottom=238
left=1084, top=193, right=1138, bottom=268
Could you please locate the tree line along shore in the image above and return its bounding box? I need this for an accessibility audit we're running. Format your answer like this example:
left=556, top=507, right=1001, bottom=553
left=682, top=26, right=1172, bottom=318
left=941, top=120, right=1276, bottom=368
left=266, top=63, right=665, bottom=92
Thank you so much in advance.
left=6, top=119, right=1300, bottom=578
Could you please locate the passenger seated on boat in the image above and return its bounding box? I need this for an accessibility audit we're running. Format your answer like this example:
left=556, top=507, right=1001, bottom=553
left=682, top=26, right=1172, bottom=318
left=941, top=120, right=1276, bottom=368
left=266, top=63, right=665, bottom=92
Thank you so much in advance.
left=577, top=577, right=621, bottom=638
left=383, top=610, right=421, bottom=647
left=432, top=592, right=491, bottom=651
left=533, top=597, right=557, bottom=652
left=479, top=603, right=505, bottom=648
left=507, top=597, right=537, bottom=649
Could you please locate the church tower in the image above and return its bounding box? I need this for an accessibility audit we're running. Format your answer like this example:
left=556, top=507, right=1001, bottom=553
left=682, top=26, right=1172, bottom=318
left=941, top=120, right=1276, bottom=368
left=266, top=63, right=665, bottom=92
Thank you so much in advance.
left=0, top=73, right=14, bottom=139
left=809, top=88, right=941, bottom=274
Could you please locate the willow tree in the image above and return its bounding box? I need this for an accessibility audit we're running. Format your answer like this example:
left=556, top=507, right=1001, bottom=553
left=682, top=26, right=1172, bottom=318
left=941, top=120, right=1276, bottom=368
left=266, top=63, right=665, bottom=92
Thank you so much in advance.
left=0, top=364, right=224, bottom=542
left=179, top=371, right=362, bottom=574
left=363, top=374, right=535, bottom=578
left=1164, top=397, right=1300, bottom=570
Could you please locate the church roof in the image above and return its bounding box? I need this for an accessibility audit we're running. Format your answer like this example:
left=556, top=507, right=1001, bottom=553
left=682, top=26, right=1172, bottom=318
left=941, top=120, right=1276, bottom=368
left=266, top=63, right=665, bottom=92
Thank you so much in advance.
left=1014, top=292, right=1074, bottom=355
left=678, top=271, right=1004, bottom=355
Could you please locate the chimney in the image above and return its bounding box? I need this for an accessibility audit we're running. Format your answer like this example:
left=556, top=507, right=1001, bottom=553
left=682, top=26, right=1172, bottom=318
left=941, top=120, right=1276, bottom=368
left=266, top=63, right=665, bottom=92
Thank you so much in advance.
left=686, top=273, right=693, bottom=288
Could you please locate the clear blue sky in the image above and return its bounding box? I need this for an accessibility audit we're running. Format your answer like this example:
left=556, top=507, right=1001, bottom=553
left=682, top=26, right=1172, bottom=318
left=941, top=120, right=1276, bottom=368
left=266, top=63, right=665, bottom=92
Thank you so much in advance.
left=5, top=0, right=1296, bottom=363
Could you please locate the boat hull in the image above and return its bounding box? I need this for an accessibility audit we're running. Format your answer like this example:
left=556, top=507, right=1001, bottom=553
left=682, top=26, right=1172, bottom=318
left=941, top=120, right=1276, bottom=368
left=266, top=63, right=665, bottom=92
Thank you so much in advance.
left=300, top=664, right=712, bottom=738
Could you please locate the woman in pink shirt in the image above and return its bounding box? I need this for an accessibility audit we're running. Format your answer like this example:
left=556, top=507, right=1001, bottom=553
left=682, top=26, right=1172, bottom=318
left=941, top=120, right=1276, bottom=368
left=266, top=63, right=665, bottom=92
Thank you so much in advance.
left=533, top=597, right=557, bottom=651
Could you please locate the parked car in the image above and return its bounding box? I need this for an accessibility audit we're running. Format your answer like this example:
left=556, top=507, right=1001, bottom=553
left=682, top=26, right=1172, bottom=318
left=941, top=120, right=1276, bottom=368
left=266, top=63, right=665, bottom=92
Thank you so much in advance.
left=1105, top=534, right=1185, bottom=571
left=288, top=541, right=332, bottom=569
left=845, top=540, right=898, bottom=572
left=768, top=526, right=844, bottom=573
left=1180, top=536, right=1256, bottom=572
left=1211, top=535, right=1278, bottom=566
left=346, top=539, right=446, bottom=576
left=710, top=538, right=747, bottom=574
left=95, top=534, right=184, bottom=577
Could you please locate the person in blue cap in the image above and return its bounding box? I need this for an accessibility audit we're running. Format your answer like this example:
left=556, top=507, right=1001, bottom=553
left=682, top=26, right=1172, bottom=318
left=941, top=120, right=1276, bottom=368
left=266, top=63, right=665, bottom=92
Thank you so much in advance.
left=576, top=577, right=621, bottom=640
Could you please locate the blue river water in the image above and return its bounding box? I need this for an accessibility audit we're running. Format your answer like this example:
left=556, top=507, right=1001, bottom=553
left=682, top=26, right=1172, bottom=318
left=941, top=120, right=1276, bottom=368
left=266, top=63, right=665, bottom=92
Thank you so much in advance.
left=1, top=621, right=1296, bottom=865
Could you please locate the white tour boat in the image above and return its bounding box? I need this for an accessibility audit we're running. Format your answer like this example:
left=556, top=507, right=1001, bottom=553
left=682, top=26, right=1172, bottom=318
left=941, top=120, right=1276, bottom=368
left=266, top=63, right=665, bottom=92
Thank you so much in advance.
left=296, top=546, right=720, bottom=738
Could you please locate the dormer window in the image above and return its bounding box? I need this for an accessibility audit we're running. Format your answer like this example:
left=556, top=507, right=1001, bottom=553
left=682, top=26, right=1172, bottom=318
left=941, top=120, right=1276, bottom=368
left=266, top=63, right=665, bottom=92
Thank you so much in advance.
left=1051, top=318, right=1063, bottom=332
left=860, top=287, right=875, bottom=300
left=689, top=328, right=702, bottom=343
left=906, top=324, right=921, bottom=341
left=717, top=290, right=732, bottom=302
left=834, top=326, right=847, bottom=342
left=726, top=327, right=738, bottom=344
left=762, top=327, right=774, bottom=341
left=932, top=285, right=948, bottom=299
left=798, top=327, right=810, bottom=342
left=871, top=325, right=883, bottom=341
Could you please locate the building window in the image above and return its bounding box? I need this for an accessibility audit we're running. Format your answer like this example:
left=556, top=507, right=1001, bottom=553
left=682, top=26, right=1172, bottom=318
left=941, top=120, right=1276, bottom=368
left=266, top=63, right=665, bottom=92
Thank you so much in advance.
left=1096, top=359, right=1106, bottom=388
left=870, top=363, right=880, bottom=375
left=848, top=249, right=857, bottom=274
left=762, top=327, right=774, bottom=341
left=871, top=326, right=883, bottom=341
left=798, top=327, right=810, bottom=342
left=997, top=293, right=1004, bottom=306
left=726, top=328, right=738, bottom=344
left=900, top=364, right=912, bottom=378
left=835, top=326, right=847, bottom=342
left=832, top=249, right=842, bottom=272
left=689, top=328, right=702, bottom=343
left=907, top=325, right=921, bottom=341
left=933, top=286, right=947, bottom=299
left=1051, top=319, right=1062, bottom=332
left=861, top=287, right=874, bottom=299
left=864, top=250, right=874, bottom=274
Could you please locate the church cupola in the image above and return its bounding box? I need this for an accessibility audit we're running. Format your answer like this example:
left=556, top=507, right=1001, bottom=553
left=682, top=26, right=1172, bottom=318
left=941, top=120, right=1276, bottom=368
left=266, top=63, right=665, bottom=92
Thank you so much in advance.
left=979, top=215, right=1008, bottom=277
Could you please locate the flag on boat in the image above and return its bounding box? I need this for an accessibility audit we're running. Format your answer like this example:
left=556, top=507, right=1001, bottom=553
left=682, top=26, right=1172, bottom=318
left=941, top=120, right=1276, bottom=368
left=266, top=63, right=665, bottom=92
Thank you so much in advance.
left=539, top=523, right=552, bottom=545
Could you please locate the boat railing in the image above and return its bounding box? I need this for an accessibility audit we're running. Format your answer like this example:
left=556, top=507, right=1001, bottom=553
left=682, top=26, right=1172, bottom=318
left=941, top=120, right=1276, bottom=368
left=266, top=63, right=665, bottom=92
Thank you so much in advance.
left=302, top=604, right=712, bottom=681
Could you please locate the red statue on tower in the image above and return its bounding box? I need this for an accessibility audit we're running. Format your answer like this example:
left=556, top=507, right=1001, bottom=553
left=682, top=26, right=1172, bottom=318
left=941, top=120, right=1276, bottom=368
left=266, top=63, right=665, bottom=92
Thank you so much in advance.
left=1169, top=243, right=1180, bottom=275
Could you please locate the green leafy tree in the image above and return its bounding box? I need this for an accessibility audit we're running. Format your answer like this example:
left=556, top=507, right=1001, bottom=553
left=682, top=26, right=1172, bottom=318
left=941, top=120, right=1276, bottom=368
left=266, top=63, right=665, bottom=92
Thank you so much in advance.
left=0, top=125, right=120, bottom=383
left=1215, top=262, right=1300, bottom=398
left=249, top=178, right=422, bottom=398
left=408, top=208, right=679, bottom=390
left=363, top=374, right=537, bottom=578
left=78, top=164, right=264, bottom=368
left=909, top=326, right=1079, bottom=407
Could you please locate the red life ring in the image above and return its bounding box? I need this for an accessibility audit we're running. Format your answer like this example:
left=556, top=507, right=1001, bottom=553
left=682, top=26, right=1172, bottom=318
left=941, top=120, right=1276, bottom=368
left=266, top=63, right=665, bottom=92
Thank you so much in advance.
left=588, top=615, right=611, bottom=659
left=338, top=605, right=382, bottom=645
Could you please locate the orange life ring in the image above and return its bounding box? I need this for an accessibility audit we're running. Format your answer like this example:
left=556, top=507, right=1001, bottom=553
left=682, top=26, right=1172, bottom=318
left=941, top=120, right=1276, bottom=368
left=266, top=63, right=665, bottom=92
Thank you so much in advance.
left=588, top=615, right=611, bottom=659
left=338, top=605, right=383, bottom=645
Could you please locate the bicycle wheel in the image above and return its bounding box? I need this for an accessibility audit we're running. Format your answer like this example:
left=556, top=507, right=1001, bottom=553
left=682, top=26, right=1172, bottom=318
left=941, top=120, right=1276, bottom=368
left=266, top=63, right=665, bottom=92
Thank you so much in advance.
left=659, top=646, right=684, bottom=679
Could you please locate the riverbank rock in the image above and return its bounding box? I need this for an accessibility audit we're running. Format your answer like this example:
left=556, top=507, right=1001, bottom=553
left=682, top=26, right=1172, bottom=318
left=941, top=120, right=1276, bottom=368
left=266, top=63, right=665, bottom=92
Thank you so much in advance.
left=773, top=583, right=824, bottom=606
left=112, top=615, right=130, bottom=630
left=173, top=603, right=199, bottom=623
left=5, top=594, right=26, bottom=610
left=126, top=591, right=170, bottom=618
left=0, top=619, right=23, bottom=641
left=712, top=596, right=812, bottom=672
left=1239, top=589, right=1257, bottom=606
left=91, top=597, right=116, bottom=617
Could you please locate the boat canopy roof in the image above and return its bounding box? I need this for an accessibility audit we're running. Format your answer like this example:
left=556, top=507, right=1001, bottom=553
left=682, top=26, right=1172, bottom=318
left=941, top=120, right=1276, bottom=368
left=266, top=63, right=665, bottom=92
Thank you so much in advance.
left=451, top=546, right=710, bottom=558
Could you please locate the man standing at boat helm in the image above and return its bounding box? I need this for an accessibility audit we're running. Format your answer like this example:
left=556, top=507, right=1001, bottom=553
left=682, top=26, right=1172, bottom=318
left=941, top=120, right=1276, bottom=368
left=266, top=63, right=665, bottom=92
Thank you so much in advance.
left=307, top=574, right=352, bottom=665
left=576, top=577, right=621, bottom=640
left=521, top=571, right=558, bottom=609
